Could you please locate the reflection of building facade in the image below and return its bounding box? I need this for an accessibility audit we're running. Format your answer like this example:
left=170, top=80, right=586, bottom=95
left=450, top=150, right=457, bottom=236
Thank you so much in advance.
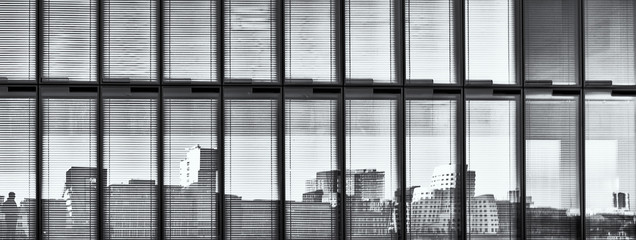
left=180, top=146, right=218, bottom=191
left=409, top=164, right=501, bottom=235
left=613, top=192, right=630, bottom=210
left=105, top=180, right=158, bottom=239
left=64, top=167, right=104, bottom=237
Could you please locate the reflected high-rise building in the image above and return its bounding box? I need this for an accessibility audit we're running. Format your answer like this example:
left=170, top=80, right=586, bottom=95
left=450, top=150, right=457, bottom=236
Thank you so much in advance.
left=63, top=166, right=105, bottom=236
left=180, top=145, right=218, bottom=191
left=105, top=180, right=158, bottom=238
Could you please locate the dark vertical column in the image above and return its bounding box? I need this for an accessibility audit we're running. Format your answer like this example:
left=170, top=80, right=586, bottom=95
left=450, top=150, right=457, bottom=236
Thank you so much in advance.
left=96, top=0, right=105, bottom=239
left=36, top=0, right=43, bottom=238
left=97, top=86, right=104, bottom=240
left=517, top=0, right=527, bottom=239
left=457, top=0, right=467, bottom=239
left=336, top=0, right=347, bottom=238
left=216, top=0, right=226, bottom=238
left=578, top=0, right=586, bottom=238
left=156, top=0, right=165, bottom=238
left=395, top=0, right=407, bottom=237
left=277, top=0, right=286, bottom=238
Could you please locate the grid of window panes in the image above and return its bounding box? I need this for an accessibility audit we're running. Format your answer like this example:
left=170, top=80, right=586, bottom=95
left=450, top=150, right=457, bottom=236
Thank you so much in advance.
left=0, top=0, right=633, bottom=239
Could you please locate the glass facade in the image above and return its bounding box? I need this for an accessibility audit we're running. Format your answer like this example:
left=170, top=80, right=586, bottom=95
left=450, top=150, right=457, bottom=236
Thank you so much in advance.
left=0, top=0, right=631, bottom=239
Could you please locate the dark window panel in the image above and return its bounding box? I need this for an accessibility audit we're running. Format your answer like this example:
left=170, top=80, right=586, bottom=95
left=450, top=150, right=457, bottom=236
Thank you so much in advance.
left=224, top=99, right=279, bottom=239
left=525, top=95, right=580, bottom=239
left=0, top=0, right=36, bottom=81
left=346, top=99, right=397, bottom=239
left=524, top=0, right=578, bottom=85
left=164, top=0, right=217, bottom=83
left=465, top=0, right=516, bottom=85
left=104, top=0, right=158, bottom=82
left=43, top=0, right=97, bottom=82
left=224, top=0, right=277, bottom=83
left=163, top=98, right=218, bottom=239
left=43, top=98, right=98, bottom=239
left=103, top=98, right=158, bottom=239
left=345, top=0, right=395, bottom=84
left=406, top=99, right=459, bottom=238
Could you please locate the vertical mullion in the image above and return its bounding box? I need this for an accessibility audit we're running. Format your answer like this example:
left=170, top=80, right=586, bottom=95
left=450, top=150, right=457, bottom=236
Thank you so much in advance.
left=96, top=0, right=104, bottom=238
left=279, top=90, right=285, bottom=239
left=217, top=0, right=226, bottom=238
left=97, top=87, right=104, bottom=240
left=579, top=0, right=586, bottom=238
left=396, top=0, right=407, bottom=237
left=36, top=0, right=43, bottom=238
left=457, top=0, right=467, bottom=239
left=518, top=0, right=527, bottom=238
left=459, top=90, right=467, bottom=240
left=336, top=0, right=346, bottom=238
left=519, top=90, right=526, bottom=240
left=36, top=86, right=42, bottom=240
left=157, top=90, right=164, bottom=239
left=399, top=96, right=406, bottom=239
left=277, top=0, right=286, bottom=237
left=156, top=0, right=165, bottom=238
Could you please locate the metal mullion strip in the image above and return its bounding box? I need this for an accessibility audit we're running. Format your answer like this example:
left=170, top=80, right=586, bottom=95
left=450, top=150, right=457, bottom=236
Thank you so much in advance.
left=277, top=0, right=286, bottom=237
left=279, top=87, right=286, bottom=240
left=398, top=89, right=406, bottom=240
left=157, top=87, right=165, bottom=239
left=157, top=0, right=165, bottom=238
left=458, top=0, right=467, bottom=238
left=336, top=0, right=346, bottom=238
left=579, top=89, right=585, bottom=239
left=36, top=0, right=43, bottom=238
left=216, top=0, right=226, bottom=238
left=97, top=86, right=104, bottom=240
left=460, top=89, right=467, bottom=240
left=519, top=88, right=526, bottom=240
left=579, top=0, right=586, bottom=237
left=396, top=0, right=407, bottom=237
left=36, top=81, right=43, bottom=240
left=517, top=0, right=527, bottom=237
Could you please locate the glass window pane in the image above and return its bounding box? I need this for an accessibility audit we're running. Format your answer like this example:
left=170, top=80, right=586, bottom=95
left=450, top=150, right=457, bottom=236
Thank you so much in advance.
left=525, top=95, right=580, bottom=238
left=0, top=97, right=36, bottom=239
left=406, top=0, right=455, bottom=84
left=43, top=0, right=97, bottom=82
left=524, top=0, right=578, bottom=85
left=584, top=0, right=635, bottom=85
left=225, top=99, right=279, bottom=239
left=224, top=0, right=277, bottom=83
left=466, top=99, right=519, bottom=238
left=104, top=0, right=158, bottom=82
left=346, top=0, right=395, bottom=84
left=585, top=94, right=636, bottom=238
left=104, top=98, right=158, bottom=239
left=346, top=99, right=397, bottom=239
left=465, top=0, right=516, bottom=84
left=164, top=98, right=218, bottom=239
left=406, top=99, right=459, bottom=238
left=285, top=99, right=338, bottom=238
left=0, top=0, right=35, bottom=81
left=43, top=98, right=98, bottom=239
left=164, top=0, right=217, bottom=83
left=285, top=0, right=336, bottom=83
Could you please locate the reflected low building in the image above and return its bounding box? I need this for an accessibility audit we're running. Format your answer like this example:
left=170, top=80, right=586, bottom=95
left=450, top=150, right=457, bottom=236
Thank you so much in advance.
left=105, top=180, right=158, bottom=239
